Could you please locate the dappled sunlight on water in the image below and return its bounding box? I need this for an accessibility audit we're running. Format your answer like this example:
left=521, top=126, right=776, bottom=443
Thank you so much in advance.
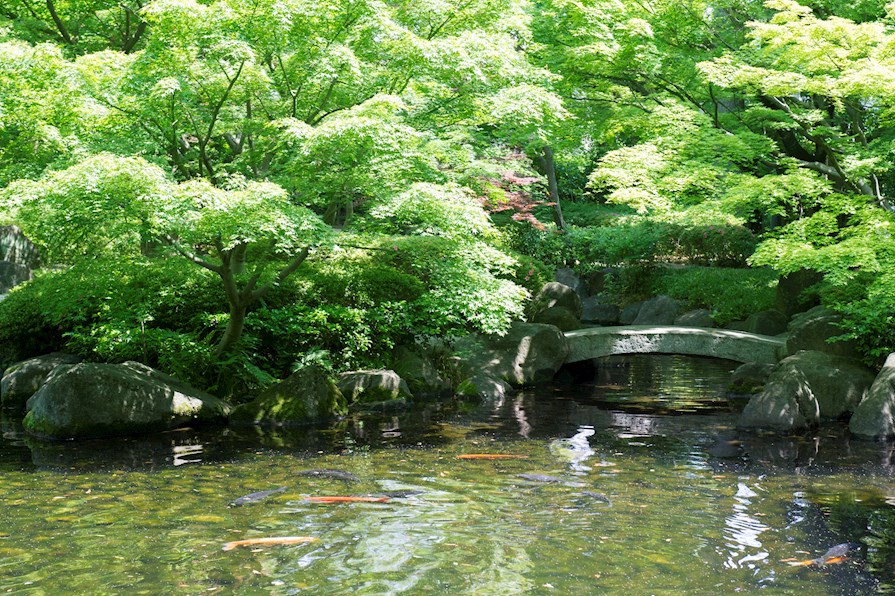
left=1, top=355, right=894, bottom=593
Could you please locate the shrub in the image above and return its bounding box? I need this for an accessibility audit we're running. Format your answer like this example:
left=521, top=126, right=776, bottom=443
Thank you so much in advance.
left=650, top=266, right=778, bottom=325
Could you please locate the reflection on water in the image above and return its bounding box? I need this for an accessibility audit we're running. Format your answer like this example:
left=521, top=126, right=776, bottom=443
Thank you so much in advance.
left=724, top=481, right=770, bottom=569
left=0, top=355, right=893, bottom=594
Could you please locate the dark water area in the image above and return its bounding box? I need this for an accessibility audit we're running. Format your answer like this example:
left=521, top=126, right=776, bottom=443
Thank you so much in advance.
left=2, top=354, right=895, bottom=594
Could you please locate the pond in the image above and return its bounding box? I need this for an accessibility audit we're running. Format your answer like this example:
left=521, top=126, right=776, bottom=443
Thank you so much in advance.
left=2, top=355, right=895, bottom=594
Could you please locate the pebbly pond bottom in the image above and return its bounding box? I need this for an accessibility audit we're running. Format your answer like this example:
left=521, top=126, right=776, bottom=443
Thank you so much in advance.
left=3, top=355, right=895, bottom=594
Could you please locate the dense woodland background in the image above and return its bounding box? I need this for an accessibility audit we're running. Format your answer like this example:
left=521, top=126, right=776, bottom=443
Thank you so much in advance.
left=1, top=0, right=894, bottom=396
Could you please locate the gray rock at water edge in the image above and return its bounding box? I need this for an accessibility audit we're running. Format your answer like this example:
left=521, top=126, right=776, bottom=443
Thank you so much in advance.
left=581, top=297, right=620, bottom=326
left=632, top=295, right=681, bottom=325
left=23, top=362, right=231, bottom=440
left=531, top=306, right=581, bottom=331
left=785, top=306, right=858, bottom=359
left=337, top=369, right=413, bottom=404
left=1, top=353, right=82, bottom=412
left=528, top=282, right=583, bottom=320
left=454, top=322, right=570, bottom=386
left=727, top=362, right=775, bottom=395
left=230, top=364, right=346, bottom=427
left=455, top=373, right=515, bottom=402
left=737, top=351, right=875, bottom=432
left=674, top=309, right=714, bottom=328
left=391, top=345, right=450, bottom=398
left=849, top=353, right=895, bottom=440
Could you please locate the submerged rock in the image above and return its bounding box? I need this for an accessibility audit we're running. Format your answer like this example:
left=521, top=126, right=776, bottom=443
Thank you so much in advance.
left=24, top=362, right=230, bottom=440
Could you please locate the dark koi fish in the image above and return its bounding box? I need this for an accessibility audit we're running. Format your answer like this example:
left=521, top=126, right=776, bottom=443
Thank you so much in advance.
left=229, top=486, right=287, bottom=507
left=222, top=536, right=318, bottom=551
left=295, top=469, right=360, bottom=482
left=785, top=543, right=852, bottom=567
left=305, top=496, right=391, bottom=503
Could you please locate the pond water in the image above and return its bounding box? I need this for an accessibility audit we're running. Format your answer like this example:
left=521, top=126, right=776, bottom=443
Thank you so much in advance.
left=2, top=354, right=895, bottom=594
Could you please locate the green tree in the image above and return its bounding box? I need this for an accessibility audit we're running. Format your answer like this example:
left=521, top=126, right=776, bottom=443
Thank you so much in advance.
left=2, top=153, right=330, bottom=357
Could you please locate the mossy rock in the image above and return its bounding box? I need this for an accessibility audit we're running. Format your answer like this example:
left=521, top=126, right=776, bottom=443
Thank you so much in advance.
left=230, top=365, right=346, bottom=427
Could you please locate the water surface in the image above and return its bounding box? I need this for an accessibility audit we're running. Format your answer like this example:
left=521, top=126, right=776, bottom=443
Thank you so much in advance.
left=2, top=355, right=894, bottom=594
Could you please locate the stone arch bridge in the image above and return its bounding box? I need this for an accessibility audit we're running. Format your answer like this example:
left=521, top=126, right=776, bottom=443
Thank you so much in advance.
left=564, top=325, right=785, bottom=365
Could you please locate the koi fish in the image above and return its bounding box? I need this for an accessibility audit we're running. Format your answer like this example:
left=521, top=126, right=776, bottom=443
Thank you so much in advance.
left=222, top=536, right=318, bottom=551
left=305, top=496, right=391, bottom=503
left=785, top=543, right=852, bottom=567
left=229, top=486, right=287, bottom=507
left=456, top=454, right=528, bottom=460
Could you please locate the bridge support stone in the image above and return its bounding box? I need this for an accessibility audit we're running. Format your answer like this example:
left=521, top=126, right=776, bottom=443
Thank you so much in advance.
left=564, top=326, right=785, bottom=365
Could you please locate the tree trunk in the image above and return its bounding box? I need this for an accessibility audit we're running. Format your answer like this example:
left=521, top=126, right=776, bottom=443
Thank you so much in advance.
left=215, top=302, right=247, bottom=359
left=540, top=145, right=566, bottom=230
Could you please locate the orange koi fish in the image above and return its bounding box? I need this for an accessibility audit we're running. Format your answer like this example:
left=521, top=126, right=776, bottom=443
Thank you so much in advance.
left=222, top=536, right=318, bottom=551
left=305, top=496, right=391, bottom=503
left=785, top=543, right=851, bottom=567
left=456, top=454, right=528, bottom=460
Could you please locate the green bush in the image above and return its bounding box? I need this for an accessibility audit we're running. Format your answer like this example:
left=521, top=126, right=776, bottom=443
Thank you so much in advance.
left=831, top=271, right=895, bottom=367
left=650, top=266, right=778, bottom=325
left=0, top=258, right=226, bottom=387
left=246, top=302, right=415, bottom=375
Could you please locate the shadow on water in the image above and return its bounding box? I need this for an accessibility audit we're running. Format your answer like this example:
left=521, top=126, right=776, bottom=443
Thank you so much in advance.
left=2, top=354, right=895, bottom=593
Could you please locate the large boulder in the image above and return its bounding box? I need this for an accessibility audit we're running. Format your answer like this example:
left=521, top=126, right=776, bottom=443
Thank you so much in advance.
left=728, top=310, right=788, bottom=336
left=554, top=268, right=585, bottom=298
left=675, top=309, right=714, bottom=328
left=0, top=225, right=40, bottom=269
left=454, top=322, right=569, bottom=386
left=230, top=365, right=345, bottom=427
left=737, top=351, right=875, bottom=432
left=632, top=295, right=681, bottom=325
left=23, top=362, right=230, bottom=440
left=619, top=302, right=642, bottom=325
left=785, top=306, right=858, bottom=358
left=727, top=362, right=775, bottom=395
left=391, top=346, right=450, bottom=398
left=528, top=282, right=583, bottom=320
left=337, top=369, right=412, bottom=404
left=0, top=261, right=33, bottom=294
left=1, top=353, right=82, bottom=411
left=531, top=306, right=581, bottom=331
left=849, top=353, right=895, bottom=440
left=776, top=269, right=822, bottom=318
left=581, top=297, right=620, bottom=326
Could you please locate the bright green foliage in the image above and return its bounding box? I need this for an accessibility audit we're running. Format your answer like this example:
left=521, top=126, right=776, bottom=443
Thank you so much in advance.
left=0, top=41, right=92, bottom=184
left=3, top=153, right=168, bottom=262
left=365, top=182, right=496, bottom=240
